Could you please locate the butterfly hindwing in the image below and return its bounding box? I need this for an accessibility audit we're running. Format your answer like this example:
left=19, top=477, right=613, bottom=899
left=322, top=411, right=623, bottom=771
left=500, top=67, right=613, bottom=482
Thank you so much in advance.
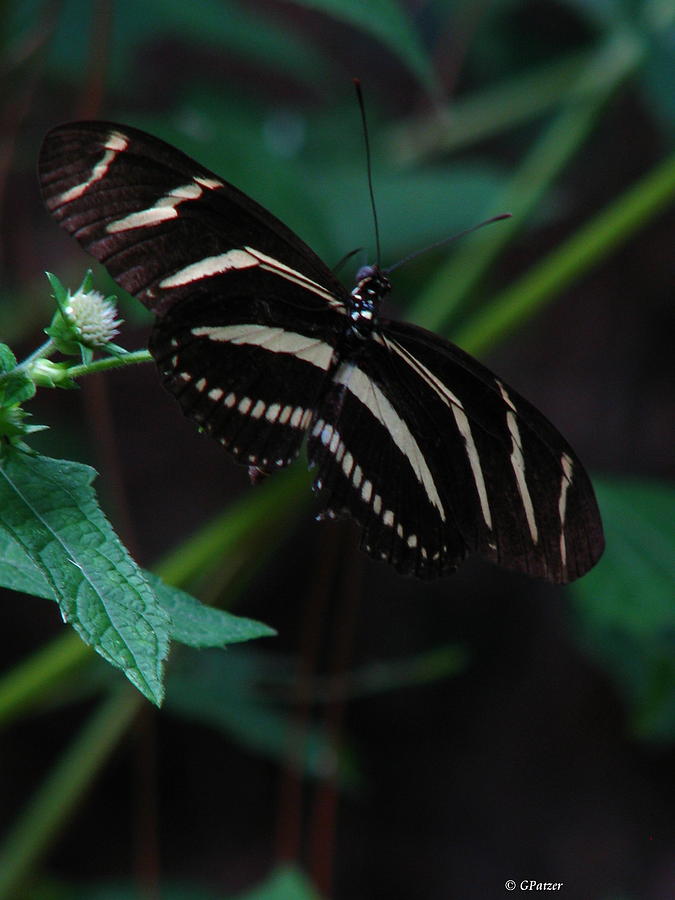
left=149, top=283, right=342, bottom=468
left=307, top=350, right=461, bottom=578
left=309, top=319, right=603, bottom=582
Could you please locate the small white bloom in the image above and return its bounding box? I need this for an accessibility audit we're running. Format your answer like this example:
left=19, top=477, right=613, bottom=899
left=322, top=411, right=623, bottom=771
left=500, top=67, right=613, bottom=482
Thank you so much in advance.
left=65, top=289, right=122, bottom=347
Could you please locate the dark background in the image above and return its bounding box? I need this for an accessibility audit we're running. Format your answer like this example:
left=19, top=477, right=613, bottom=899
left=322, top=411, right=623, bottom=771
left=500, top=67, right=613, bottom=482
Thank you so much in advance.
left=1, top=1, right=673, bottom=898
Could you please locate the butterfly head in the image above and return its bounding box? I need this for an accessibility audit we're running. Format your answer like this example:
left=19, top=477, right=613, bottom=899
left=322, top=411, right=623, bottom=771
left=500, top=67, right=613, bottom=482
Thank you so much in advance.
left=352, top=264, right=391, bottom=304
left=348, top=264, right=392, bottom=339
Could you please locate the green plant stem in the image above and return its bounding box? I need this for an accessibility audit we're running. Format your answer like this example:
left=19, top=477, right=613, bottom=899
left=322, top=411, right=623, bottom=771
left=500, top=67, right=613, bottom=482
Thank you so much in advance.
left=16, top=339, right=56, bottom=370
left=455, top=149, right=675, bottom=356
left=65, top=348, right=152, bottom=379
left=0, top=631, right=89, bottom=728
left=409, top=28, right=643, bottom=333
left=391, top=48, right=593, bottom=162
left=154, top=463, right=309, bottom=586
left=0, top=686, right=140, bottom=899
left=0, top=469, right=310, bottom=888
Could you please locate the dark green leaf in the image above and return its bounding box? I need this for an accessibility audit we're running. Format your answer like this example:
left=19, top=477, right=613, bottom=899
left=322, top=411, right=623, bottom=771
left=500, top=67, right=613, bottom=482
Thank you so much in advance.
left=0, top=345, right=35, bottom=407
left=146, top=573, right=276, bottom=647
left=0, top=406, right=43, bottom=444
left=0, top=451, right=170, bottom=705
left=45, top=271, right=70, bottom=308
left=0, top=345, right=17, bottom=374
left=0, top=520, right=53, bottom=599
left=0, top=371, right=35, bottom=407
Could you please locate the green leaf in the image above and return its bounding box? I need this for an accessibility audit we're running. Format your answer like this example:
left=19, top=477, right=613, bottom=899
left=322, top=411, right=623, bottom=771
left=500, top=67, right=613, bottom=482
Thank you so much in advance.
left=0, top=451, right=170, bottom=705
left=45, top=271, right=70, bottom=308
left=571, top=478, right=675, bottom=740
left=0, top=345, right=17, bottom=373
left=292, top=0, right=437, bottom=93
left=0, top=520, right=53, bottom=600
left=0, top=371, right=35, bottom=407
left=0, top=406, right=43, bottom=445
left=146, top=573, right=276, bottom=647
left=233, top=865, right=321, bottom=900
left=0, top=345, right=35, bottom=408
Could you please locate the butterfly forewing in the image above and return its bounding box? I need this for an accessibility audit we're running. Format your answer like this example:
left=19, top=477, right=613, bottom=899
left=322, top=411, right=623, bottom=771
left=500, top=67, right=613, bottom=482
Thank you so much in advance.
left=38, top=121, right=348, bottom=316
left=39, top=121, right=348, bottom=469
left=39, top=120, right=604, bottom=583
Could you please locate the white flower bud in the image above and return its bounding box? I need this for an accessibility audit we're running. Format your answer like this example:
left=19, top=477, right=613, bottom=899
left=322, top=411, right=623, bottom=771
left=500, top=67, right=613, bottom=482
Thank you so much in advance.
left=65, top=289, right=122, bottom=347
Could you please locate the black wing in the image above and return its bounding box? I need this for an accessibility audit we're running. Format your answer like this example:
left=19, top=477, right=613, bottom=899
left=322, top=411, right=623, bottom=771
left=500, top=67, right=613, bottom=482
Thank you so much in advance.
left=39, top=121, right=603, bottom=583
left=308, top=319, right=604, bottom=583
left=39, top=121, right=348, bottom=467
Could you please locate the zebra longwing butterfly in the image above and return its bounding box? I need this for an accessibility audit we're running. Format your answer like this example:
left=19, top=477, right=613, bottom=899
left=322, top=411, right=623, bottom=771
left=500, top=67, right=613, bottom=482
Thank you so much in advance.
left=39, top=121, right=604, bottom=582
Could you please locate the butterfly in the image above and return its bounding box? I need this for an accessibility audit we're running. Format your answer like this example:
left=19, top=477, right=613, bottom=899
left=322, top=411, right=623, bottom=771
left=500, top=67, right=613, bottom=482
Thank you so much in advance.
left=39, top=121, right=604, bottom=582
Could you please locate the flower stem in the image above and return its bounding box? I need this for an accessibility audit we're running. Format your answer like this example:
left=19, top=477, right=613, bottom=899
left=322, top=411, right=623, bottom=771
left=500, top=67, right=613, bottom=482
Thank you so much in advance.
left=16, top=339, right=56, bottom=370
left=0, top=687, right=140, bottom=898
left=65, top=349, right=153, bottom=379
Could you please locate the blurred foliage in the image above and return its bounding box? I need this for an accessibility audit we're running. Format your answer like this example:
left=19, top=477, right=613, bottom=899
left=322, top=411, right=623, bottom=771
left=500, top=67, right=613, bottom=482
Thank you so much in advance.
left=53, top=864, right=320, bottom=899
left=571, top=479, right=675, bottom=741
left=232, top=866, right=321, bottom=900
left=0, top=0, right=673, bottom=896
left=165, top=648, right=352, bottom=782
left=165, top=641, right=466, bottom=777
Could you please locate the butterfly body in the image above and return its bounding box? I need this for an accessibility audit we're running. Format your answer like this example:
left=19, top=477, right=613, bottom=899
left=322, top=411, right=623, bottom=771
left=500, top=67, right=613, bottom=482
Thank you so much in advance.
left=39, top=121, right=604, bottom=582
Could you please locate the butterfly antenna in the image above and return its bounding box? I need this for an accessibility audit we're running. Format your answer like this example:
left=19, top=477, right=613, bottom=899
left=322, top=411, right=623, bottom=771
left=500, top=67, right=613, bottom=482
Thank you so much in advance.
left=354, top=78, right=382, bottom=267
left=333, top=246, right=363, bottom=275
left=387, top=213, right=512, bottom=273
